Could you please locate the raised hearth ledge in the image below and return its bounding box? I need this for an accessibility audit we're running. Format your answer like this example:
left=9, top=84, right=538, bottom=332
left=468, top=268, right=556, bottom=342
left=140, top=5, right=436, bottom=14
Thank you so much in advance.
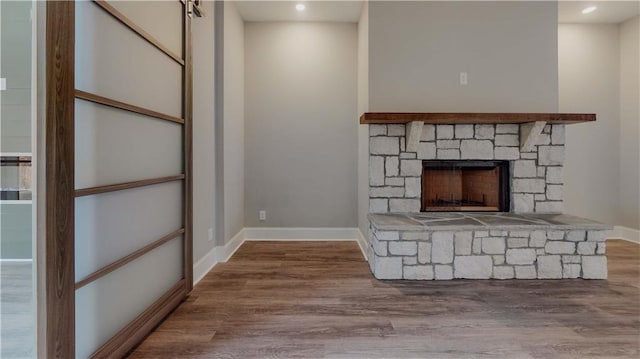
left=359, top=113, right=595, bottom=124
left=368, top=212, right=612, bottom=232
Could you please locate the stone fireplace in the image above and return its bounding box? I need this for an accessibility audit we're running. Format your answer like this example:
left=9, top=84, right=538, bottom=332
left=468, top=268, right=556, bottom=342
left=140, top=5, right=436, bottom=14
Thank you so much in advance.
left=364, top=118, right=611, bottom=281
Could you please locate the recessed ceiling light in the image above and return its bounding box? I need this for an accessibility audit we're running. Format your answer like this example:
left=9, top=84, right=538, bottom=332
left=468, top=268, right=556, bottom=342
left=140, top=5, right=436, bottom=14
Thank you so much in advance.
left=296, top=3, right=306, bottom=12
left=581, top=6, right=597, bottom=14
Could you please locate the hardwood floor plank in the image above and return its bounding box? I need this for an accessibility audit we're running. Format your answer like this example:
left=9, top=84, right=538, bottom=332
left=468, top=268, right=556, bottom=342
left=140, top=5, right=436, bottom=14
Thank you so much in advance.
left=129, top=240, right=640, bottom=358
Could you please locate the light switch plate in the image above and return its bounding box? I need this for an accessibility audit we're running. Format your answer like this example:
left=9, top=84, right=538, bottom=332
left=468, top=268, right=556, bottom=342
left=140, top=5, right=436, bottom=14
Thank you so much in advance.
left=0, top=78, right=6, bottom=91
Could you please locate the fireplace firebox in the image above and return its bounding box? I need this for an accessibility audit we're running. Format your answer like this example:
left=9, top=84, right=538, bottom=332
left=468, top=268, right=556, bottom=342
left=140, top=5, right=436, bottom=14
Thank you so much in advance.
left=421, top=160, right=510, bottom=212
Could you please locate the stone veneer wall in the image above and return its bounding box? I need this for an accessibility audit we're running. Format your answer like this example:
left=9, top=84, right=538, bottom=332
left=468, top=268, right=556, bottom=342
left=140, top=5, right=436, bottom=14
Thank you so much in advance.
left=369, top=123, right=566, bottom=213
left=368, top=226, right=608, bottom=280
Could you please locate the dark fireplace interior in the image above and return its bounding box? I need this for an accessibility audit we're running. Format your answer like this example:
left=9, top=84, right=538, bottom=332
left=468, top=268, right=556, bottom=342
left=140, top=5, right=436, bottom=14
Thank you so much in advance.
left=421, top=160, right=510, bottom=212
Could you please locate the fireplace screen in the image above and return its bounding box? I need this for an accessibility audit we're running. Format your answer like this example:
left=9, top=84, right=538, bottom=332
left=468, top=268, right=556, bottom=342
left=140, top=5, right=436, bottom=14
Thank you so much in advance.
left=421, top=161, right=510, bottom=212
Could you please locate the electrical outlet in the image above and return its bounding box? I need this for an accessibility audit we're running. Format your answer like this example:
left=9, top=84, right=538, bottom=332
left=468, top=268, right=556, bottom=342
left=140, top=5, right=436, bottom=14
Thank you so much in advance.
left=208, top=228, right=214, bottom=241
left=259, top=210, right=266, bottom=221
left=459, top=72, right=468, bottom=85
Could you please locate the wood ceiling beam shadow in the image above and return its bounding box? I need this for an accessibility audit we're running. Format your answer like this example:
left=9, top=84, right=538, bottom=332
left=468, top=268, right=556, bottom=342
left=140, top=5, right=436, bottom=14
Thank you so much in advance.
left=359, top=113, right=596, bottom=125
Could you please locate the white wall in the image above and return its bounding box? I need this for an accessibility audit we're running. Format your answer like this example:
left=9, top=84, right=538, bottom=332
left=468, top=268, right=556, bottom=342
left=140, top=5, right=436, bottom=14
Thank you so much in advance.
left=223, top=1, right=245, bottom=242
left=368, top=1, right=558, bottom=112
left=244, top=22, right=358, bottom=228
left=357, top=3, right=369, bottom=236
left=619, top=16, right=639, bottom=230
left=192, top=0, right=216, bottom=261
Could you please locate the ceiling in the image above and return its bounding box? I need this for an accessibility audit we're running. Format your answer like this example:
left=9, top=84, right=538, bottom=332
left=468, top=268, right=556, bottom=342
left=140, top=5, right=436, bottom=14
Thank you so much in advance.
left=558, top=1, right=640, bottom=23
left=234, top=1, right=364, bottom=23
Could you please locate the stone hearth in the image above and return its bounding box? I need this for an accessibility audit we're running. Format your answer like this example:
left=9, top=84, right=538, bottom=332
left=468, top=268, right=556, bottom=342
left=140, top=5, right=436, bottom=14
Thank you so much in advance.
left=367, top=212, right=611, bottom=280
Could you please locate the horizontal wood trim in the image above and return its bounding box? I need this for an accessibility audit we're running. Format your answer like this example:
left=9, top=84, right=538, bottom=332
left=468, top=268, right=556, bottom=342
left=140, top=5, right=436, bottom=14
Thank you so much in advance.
left=75, top=89, right=185, bottom=124
left=75, top=175, right=185, bottom=197
left=93, top=0, right=185, bottom=66
left=75, top=228, right=185, bottom=290
left=359, top=113, right=596, bottom=125
left=89, top=279, right=187, bottom=359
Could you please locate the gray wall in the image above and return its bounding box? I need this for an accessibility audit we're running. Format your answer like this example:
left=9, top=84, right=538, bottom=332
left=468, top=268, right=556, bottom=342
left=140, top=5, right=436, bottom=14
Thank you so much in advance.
left=1, top=0, right=32, bottom=153
left=368, top=1, right=558, bottom=112
left=244, top=22, right=358, bottom=227
left=223, top=1, right=245, bottom=242
left=192, top=0, right=217, bottom=260
left=619, top=16, right=639, bottom=229
left=0, top=203, right=31, bottom=259
left=357, top=3, right=369, bottom=236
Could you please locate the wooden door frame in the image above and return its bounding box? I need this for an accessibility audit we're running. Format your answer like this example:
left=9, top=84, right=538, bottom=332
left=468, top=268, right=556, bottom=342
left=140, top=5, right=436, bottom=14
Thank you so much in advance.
left=44, top=1, right=194, bottom=357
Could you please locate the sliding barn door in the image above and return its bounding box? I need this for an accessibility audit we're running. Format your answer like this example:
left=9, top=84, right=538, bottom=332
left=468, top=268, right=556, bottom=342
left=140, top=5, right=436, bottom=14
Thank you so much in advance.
left=46, top=1, right=193, bottom=358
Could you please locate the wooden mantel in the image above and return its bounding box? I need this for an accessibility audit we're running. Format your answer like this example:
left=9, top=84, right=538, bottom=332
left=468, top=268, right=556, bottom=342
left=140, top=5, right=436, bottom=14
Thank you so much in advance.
left=359, top=113, right=596, bottom=124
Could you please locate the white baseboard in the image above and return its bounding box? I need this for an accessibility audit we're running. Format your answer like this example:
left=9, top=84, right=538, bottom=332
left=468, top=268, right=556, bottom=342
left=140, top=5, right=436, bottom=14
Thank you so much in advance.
left=215, top=228, right=245, bottom=263
left=193, top=245, right=217, bottom=285
left=193, top=227, right=365, bottom=284
left=608, top=226, right=640, bottom=244
left=0, top=258, right=33, bottom=262
left=244, top=227, right=359, bottom=241
left=356, top=229, right=369, bottom=260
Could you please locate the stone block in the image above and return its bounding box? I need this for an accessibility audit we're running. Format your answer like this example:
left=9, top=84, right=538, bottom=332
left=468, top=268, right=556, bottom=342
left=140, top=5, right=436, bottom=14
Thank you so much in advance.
left=536, top=167, right=546, bottom=178
left=389, top=241, right=417, bottom=256
left=513, top=194, right=534, bottom=212
left=587, top=231, right=607, bottom=242
left=562, top=255, right=581, bottom=264
left=506, top=248, right=536, bottom=265
left=538, top=146, right=564, bottom=166
left=402, top=232, right=428, bottom=240
left=597, top=242, right=606, bottom=254
left=551, top=124, right=565, bottom=145
left=546, top=167, right=564, bottom=184
left=490, top=230, right=507, bottom=236
left=582, top=256, right=607, bottom=279
left=388, top=124, right=405, bottom=136
left=454, top=232, right=473, bottom=255
left=418, top=242, right=431, bottom=264
left=370, top=124, right=387, bottom=136
left=536, top=133, right=551, bottom=146
left=376, top=231, right=400, bottom=241
left=437, top=140, right=460, bottom=149
left=404, top=256, right=417, bottom=266
left=545, top=241, right=575, bottom=254
left=371, top=137, right=399, bottom=155
left=417, top=142, right=436, bottom=159
left=493, top=255, right=505, bottom=265
left=475, top=124, right=495, bottom=139
left=521, top=152, right=538, bottom=159
left=373, top=240, right=387, bottom=256
left=403, top=266, right=417, bottom=279
left=454, top=256, right=493, bottom=279
left=385, top=177, right=404, bottom=186
left=405, top=177, right=421, bottom=198
left=385, top=157, right=399, bottom=177
left=400, top=160, right=422, bottom=176
left=536, top=201, right=563, bottom=213
left=421, top=124, right=436, bottom=141
left=495, top=134, right=519, bottom=146
left=546, top=185, right=563, bottom=200
left=513, top=179, right=546, bottom=193
left=515, top=265, right=537, bottom=279
left=369, top=199, right=388, bottom=213
left=474, top=231, right=489, bottom=238
left=496, top=124, right=519, bottom=134
left=437, top=149, right=460, bottom=160
left=472, top=238, right=482, bottom=254
left=577, top=242, right=596, bottom=255
left=529, top=230, right=547, bottom=247
left=389, top=199, right=420, bottom=212
left=400, top=152, right=417, bottom=159
left=537, top=255, right=562, bottom=279
left=435, top=264, right=454, bottom=279
left=370, top=156, right=385, bottom=186
left=509, top=231, right=530, bottom=238
left=370, top=187, right=404, bottom=198
left=482, top=237, right=506, bottom=254
left=436, top=125, right=454, bottom=139
left=432, top=232, right=454, bottom=264
left=566, top=230, right=586, bottom=242
left=455, top=124, right=474, bottom=139
left=416, top=265, right=434, bottom=280
left=563, top=264, right=581, bottom=279
left=547, top=231, right=565, bottom=240
left=374, top=256, right=403, bottom=279
left=513, top=160, right=537, bottom=178
left=461, top=140, right=493, bottom=159
left=507, top=237, right=528, bottom=248
left=494, top=266, right=515, bottom=279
